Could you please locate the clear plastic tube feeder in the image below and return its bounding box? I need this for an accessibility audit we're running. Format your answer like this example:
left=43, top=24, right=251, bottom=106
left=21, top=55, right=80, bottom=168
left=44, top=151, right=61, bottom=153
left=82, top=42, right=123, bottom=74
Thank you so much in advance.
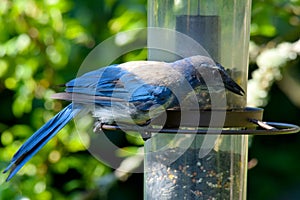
left=145, top=0, right=252, bottom=199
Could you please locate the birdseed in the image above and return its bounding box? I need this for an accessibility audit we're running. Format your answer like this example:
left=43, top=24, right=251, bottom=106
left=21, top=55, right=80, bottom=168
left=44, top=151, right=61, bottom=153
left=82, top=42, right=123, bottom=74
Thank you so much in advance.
left=145, top=148, right=242, bottom=200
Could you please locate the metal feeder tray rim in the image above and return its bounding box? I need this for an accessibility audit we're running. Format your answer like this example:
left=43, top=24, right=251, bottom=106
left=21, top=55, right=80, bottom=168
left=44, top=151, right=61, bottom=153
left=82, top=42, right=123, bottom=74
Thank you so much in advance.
left=100, top=107, right=300, bottom=135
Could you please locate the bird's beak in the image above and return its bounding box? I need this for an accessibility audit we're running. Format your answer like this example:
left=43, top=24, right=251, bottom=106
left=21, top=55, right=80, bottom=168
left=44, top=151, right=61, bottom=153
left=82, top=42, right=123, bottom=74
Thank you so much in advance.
left=219, top=69, right=245, bottom=96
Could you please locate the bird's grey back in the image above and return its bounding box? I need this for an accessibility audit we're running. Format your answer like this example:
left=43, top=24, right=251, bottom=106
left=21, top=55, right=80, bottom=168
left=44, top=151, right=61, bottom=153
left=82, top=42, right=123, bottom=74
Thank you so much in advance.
left=118, top=55, right=214, bottom=86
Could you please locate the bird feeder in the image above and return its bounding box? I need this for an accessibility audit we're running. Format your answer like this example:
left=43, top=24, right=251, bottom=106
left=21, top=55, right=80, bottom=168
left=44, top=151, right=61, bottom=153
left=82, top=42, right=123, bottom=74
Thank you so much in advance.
left=98, top=0, right=299, bottom=199
left=143, top=0, right=300, bottom=199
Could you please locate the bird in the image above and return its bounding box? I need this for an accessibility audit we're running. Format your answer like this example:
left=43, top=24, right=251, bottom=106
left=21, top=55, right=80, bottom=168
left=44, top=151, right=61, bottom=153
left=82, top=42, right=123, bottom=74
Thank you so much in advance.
left=3, top=55, right=244, bottom=181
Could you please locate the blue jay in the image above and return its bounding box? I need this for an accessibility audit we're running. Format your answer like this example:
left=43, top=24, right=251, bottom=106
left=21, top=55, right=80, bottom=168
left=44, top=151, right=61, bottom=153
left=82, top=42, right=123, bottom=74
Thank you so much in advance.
left=3, top=55, right=244, bottom=181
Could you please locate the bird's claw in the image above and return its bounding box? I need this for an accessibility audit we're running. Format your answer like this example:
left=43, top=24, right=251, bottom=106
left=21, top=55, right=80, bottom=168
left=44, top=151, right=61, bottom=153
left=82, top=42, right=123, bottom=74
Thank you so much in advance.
left=93, top=120, right=104, bottom=133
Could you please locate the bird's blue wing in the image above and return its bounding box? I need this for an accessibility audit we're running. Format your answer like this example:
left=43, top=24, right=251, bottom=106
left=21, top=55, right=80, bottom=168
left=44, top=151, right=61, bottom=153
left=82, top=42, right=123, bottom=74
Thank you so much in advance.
left=116, top=71, right=173, bottom=110
left=3, top=103, right=81, bottom=181
left=62, top=63, right=173, bottom=110
left=65, top=65, right=128, bottom=97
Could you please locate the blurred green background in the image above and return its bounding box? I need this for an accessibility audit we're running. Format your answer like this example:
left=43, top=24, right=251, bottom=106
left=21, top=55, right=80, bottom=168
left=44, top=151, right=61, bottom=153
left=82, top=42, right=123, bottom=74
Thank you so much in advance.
left=0, top=0, right=300, bottom=199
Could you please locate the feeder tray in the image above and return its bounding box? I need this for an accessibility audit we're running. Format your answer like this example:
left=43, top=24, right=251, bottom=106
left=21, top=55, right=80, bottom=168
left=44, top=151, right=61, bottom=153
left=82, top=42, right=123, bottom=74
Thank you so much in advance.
left=101, top=107, right=300, bottom=136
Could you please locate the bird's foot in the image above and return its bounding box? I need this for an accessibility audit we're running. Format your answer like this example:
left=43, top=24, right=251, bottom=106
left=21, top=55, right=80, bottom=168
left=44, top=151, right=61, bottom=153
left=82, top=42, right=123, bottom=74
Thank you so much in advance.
left=93, top=120, right=104, bottom=133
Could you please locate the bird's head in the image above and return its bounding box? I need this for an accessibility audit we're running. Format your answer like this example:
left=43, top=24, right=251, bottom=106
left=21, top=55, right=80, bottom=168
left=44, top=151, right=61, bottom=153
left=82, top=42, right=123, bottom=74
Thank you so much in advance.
left=189, top=55, right=245, bottom=96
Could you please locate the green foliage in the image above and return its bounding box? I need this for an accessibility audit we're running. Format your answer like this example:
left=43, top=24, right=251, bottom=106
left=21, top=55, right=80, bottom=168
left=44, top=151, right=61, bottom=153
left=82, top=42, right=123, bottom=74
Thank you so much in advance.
left=251, top=0, right=300, bottom=40
left=0, top=0, right=146, bottom=199
left=248, top=1, right=300, bottom=200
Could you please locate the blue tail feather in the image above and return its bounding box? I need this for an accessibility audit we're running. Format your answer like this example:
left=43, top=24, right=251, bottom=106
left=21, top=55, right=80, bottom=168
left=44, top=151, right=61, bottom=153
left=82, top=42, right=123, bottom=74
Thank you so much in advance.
left=3, top=103, right=82, bottom=181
